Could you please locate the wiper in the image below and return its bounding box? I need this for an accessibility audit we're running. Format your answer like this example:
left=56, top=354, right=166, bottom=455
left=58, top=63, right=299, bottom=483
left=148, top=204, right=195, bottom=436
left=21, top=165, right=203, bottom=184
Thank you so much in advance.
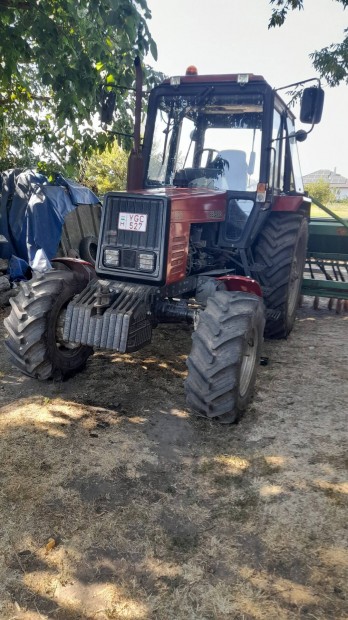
left=160, top=87, right=216, bottom=170
left=197, top=85, right=215, bottom=106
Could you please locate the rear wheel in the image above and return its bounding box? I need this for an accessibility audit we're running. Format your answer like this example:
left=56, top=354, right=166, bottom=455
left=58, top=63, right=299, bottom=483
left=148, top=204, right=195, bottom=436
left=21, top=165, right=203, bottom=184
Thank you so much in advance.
left=4, top=270, right=93, bottom=380
left=185, top=291, right=265, bottom=424
left=253, top=213, right=308, bottom=338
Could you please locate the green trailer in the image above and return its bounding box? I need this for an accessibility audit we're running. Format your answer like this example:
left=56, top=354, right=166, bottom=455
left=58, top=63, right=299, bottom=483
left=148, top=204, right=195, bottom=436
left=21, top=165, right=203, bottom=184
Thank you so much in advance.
left=302, top=198, right=348, bottom=307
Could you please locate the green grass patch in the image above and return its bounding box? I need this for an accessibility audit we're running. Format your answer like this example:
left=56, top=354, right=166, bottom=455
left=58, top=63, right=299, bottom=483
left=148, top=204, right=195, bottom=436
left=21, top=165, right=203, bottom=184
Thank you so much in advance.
left=310, top=202, right=348, bottom=219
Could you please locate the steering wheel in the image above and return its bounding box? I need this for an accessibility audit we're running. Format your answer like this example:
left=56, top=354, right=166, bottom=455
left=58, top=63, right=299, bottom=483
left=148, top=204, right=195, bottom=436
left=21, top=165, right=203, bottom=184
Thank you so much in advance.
left=195, top=148, right=219, bottom=167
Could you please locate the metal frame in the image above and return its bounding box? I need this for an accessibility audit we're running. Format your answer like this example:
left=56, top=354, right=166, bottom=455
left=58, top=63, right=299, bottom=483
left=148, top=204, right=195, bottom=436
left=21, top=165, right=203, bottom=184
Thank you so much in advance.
left=301, top=198, right=348, bottom=300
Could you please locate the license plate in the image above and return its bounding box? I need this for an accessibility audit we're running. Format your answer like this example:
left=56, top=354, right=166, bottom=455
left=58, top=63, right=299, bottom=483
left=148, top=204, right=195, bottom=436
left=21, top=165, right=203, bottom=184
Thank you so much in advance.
left=118, top=212, right=148, bottom=232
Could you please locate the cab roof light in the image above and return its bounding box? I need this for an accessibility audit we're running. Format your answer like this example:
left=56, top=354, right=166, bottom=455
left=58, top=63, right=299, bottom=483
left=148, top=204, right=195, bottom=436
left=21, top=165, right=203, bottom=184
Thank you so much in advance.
left=237, top=74, right=249, bottom=84
left=170, top=76, right=181, bottom=86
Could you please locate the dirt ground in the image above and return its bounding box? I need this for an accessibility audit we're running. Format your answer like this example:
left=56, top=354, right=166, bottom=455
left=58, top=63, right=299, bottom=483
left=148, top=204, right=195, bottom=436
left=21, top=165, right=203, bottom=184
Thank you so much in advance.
left=0, top=298, right=347, bottom=620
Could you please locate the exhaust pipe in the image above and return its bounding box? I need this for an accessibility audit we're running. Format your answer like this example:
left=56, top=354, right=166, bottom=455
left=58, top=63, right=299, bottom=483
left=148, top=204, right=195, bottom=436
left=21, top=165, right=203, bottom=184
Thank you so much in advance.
left=127, top=56, right=144, bottom=191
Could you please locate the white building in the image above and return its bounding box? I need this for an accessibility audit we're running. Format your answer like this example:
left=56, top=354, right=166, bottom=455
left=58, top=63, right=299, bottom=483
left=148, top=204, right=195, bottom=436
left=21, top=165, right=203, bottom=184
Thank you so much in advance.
left=303, top=169, right=348, bottom=200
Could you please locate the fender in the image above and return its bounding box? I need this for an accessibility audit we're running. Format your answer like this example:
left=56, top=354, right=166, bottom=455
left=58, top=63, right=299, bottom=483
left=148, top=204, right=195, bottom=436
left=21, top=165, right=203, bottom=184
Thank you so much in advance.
left=217, top=275, right=263, bottom=297
left=51, top=257, right=96, bottom=281
left=271, top=195, right=311, bottom=214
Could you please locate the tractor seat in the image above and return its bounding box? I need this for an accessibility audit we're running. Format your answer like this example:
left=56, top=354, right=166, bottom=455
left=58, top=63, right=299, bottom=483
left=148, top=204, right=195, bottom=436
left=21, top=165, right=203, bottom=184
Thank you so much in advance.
left=216, top=150, right=248, bottom=191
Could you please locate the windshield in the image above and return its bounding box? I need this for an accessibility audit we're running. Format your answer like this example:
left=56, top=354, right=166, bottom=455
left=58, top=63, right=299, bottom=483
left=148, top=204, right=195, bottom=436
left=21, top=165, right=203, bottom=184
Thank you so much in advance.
left=146, top=91, right=263, bottom=191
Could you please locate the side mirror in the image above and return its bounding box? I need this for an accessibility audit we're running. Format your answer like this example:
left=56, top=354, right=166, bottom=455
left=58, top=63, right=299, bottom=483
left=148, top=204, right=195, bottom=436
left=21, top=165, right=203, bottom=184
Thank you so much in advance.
left=300, top=87, right=324, bottom=125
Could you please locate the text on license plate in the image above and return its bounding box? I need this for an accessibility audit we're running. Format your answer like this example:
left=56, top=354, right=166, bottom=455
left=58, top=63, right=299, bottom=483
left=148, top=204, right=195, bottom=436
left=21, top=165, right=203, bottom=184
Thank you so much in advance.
left=118, top=212, right=148, bottom=232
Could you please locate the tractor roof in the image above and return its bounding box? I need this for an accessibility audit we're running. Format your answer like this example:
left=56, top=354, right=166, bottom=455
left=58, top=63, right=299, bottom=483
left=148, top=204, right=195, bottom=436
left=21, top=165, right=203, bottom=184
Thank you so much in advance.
left=162, top=73, right=267, bottom=86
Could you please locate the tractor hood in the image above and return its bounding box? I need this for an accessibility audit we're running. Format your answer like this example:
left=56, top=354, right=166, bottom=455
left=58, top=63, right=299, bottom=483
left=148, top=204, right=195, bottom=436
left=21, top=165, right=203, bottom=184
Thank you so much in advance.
left=129, top=186, right=227, bottom=219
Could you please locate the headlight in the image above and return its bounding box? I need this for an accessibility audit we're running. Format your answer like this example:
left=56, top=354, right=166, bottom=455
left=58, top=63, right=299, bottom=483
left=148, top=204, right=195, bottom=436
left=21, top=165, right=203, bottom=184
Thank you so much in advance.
left=138, top=252, right=156, bottom=272
left=104, top=249, right=120, bottom=267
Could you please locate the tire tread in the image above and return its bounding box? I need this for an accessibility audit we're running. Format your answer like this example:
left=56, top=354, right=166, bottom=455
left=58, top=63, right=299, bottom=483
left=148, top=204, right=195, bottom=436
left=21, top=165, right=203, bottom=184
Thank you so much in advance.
left=4, top=270, right=92, bottom=380
left=185, top=291, right=265, bottom=423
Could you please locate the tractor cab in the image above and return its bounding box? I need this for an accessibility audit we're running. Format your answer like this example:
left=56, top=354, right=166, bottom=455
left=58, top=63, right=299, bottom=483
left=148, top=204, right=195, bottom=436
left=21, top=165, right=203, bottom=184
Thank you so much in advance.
left=145, top=83, right=262, bottom=193
left=141, top=70, right=323, bottom=245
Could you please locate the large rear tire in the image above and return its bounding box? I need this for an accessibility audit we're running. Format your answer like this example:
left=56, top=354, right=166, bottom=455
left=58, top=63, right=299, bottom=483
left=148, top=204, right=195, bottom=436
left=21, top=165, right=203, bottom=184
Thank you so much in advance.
left=4, top=270, right=93, bottom=380
left=185, top=291, right=265, bottom=424
left=253, top=213, right=308, bottom=339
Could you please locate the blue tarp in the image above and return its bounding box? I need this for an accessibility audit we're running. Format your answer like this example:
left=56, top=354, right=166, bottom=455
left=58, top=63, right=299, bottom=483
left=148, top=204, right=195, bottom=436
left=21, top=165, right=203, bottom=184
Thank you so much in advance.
left=0, top=169, right=99, bottom=278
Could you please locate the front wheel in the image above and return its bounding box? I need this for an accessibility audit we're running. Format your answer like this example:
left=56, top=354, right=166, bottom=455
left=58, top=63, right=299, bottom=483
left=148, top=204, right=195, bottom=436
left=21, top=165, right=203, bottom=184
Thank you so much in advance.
left=185, top=291, right=265, bottom=424
left=4, top=270, right=93, bottom=380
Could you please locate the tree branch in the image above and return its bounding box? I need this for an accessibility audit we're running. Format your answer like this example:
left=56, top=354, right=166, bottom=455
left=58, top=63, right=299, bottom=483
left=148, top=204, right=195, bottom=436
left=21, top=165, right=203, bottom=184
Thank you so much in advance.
left=0, top=94, right=51, bottom=105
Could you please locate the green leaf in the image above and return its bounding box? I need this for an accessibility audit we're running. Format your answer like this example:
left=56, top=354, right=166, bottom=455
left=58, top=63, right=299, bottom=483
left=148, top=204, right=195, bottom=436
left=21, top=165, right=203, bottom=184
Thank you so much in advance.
left=150, top=39, right=157, bottom=61
left=268, top=0, right=347, bottom=85
left=0, top=0, right=160, bottom=169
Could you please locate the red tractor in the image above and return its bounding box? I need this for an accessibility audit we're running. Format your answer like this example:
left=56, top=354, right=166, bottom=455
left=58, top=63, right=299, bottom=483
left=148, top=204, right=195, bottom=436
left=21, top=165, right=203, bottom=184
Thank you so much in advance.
left=4, top=64, right=324, bottom=423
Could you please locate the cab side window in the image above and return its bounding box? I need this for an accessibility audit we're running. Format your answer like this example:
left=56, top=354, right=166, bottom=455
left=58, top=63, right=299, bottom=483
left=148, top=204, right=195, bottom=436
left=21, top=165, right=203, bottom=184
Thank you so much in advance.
left=285, top=117, right=304, bottom=193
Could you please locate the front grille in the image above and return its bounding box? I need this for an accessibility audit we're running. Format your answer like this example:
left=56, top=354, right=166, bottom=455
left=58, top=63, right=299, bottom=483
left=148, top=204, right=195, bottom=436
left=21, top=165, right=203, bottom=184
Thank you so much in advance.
left=103, top=195, right=164, bottom=250
left=96, top=192, right=169, bottom=284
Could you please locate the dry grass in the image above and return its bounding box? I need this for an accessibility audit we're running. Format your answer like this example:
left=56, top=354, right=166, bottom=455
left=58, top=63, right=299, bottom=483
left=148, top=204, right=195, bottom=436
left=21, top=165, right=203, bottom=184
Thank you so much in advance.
left=0, top=303, right=347, bottom=619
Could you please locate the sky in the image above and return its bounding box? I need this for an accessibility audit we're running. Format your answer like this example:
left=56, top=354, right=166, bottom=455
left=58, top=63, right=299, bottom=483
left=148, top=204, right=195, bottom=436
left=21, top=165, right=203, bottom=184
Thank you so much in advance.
left=146, top=0, right=348, bottom=177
